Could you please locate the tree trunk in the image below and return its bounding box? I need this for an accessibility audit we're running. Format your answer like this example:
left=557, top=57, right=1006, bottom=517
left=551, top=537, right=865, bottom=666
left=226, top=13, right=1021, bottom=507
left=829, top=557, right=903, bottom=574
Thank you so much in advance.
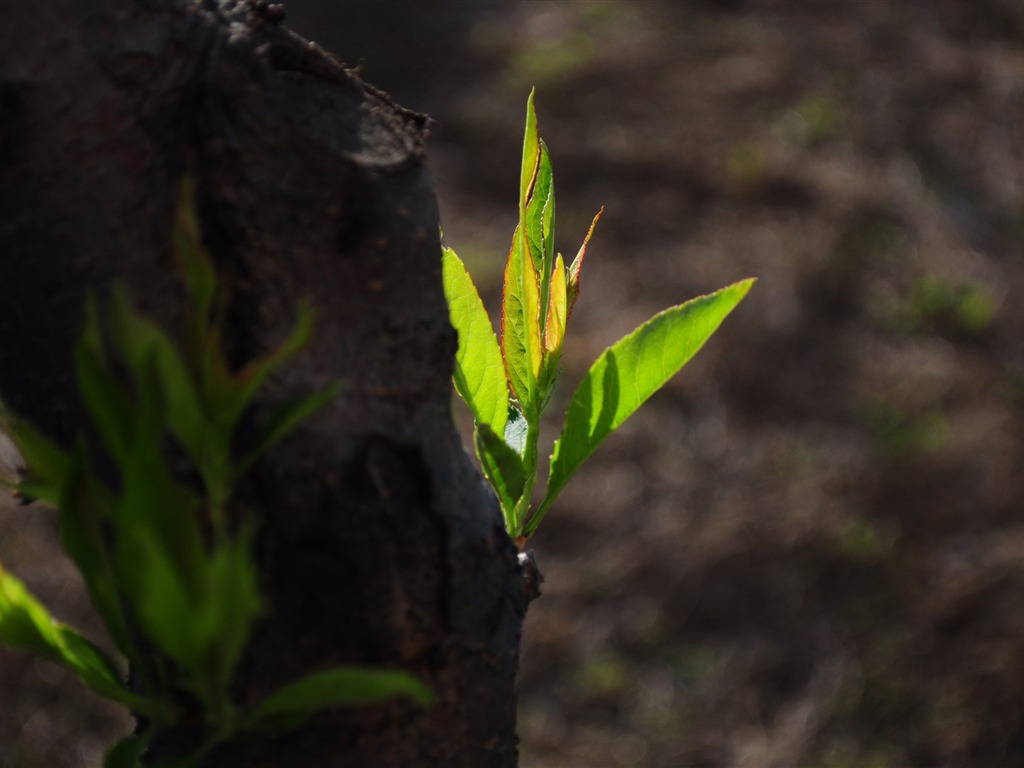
left=0, top=1, right=527, bottom=765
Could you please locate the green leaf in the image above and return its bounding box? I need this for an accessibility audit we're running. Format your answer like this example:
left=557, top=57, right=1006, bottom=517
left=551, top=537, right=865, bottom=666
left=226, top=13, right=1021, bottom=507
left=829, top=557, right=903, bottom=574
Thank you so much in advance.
left=526, top=141, right=554, bottom=276
left=244, top=667, right=434, bottom=733
left=193, top=530, right=262, bottom=696
left=0, top=563, right=149, bottom=711
left=519, top=88, right=541, bottom=216
left=474, top=423, right=526, bottom=525
left=134, top=529, right=201, bottom=670
left=531, top=279, right=755, bottom=536
left=104, top=291, right=205, bottom=467
left=501, top=228, right=542, bottom=413
left=442, top=246, right=508, bottom=437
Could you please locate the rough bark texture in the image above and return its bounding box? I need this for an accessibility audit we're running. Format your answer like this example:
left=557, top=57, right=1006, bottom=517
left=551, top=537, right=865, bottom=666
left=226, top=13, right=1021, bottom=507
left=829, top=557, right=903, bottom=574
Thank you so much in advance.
left=0, top=1, right=526, bottom=765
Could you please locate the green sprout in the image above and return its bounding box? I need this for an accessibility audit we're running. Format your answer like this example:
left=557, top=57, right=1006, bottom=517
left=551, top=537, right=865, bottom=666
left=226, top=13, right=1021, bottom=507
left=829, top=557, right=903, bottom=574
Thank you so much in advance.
left=443, top=90, right=754, bottom=546
left=0, top=180, right=431, bottom=768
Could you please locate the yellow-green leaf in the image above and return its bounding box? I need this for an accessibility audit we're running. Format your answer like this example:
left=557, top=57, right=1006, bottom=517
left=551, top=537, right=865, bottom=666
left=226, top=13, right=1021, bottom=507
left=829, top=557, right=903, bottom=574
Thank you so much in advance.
left=442, top=246, right=508, bottom=437
left=530, top=279, right=755, bottom=536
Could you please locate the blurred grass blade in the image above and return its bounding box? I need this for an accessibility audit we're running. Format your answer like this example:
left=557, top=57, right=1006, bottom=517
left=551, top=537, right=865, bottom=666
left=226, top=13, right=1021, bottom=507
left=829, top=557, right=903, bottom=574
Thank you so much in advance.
left=532, top=279, right=755, bottom=535
left=442, top=246, right=508, bottom=436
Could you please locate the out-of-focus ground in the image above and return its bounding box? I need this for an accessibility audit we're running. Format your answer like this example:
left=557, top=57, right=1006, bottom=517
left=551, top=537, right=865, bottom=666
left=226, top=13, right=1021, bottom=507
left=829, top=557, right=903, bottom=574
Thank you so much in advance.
left=4, top=1, right=1024, bottom=766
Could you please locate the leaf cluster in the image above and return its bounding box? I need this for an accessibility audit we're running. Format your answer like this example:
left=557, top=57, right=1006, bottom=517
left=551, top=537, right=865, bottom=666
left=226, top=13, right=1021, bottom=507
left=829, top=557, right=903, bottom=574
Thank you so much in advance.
left=444, top=90, right=754, bottom=543
left=0, top=181, right=430, bottom=767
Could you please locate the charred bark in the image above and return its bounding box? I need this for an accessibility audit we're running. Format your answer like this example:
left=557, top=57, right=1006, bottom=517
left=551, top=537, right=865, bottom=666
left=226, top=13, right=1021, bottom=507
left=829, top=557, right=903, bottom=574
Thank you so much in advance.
left=0, top=1, right=526, bottom=765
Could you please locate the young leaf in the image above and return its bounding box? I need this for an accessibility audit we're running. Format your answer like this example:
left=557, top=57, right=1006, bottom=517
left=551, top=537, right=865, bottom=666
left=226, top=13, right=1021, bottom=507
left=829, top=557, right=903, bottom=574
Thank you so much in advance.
left=519, top=88, right=541, bottom=216
left=475, top=423, right=527, bottom=523
left=501, top=229, right=542, bottom=412
left=566, top=207, right=604, bottom=318
left=244, top=666, right=434, bottom=733
left=530, top=279, right=755, bottom=535
left=442, top=246, right=508, bottom=436
left=526, top=141, right=554, bottom=278
left=544, top=252, right=567, bottom=358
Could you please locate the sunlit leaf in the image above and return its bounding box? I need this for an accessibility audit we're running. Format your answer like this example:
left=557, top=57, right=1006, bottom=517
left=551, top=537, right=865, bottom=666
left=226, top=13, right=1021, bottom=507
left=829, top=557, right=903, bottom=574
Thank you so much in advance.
left=519, top=88, right=541, bottom=216
left=530, top=279, right=755, bottom=536
left=544, top=253, right=567, bottom=358
left=442, top=246, right=508, bottom=436
left=526, top=141, right=554, bottom=276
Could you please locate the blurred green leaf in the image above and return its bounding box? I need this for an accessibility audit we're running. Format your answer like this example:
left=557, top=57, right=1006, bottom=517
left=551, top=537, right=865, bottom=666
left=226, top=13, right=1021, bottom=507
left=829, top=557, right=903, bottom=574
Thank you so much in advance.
left=245, top=666, right=434, bottom=733
left=58, top=444, right=132, bottom=656
left=0, top=564, right=151, bottom=711
left=75, top=296, right=133, bottom=465
left=194, top=530, right=262, bottom=696
left=9, top=419, right=70, bottom=506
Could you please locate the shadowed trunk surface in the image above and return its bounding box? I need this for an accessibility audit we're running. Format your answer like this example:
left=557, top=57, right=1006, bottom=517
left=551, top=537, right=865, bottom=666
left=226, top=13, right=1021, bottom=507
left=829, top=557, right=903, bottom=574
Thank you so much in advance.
left=0, top=1, right=526, bottom=765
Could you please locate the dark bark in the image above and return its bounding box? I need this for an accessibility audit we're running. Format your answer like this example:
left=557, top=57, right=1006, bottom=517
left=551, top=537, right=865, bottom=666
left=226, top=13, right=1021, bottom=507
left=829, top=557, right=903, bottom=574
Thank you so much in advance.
left=0, top=1, right=526, bottom=765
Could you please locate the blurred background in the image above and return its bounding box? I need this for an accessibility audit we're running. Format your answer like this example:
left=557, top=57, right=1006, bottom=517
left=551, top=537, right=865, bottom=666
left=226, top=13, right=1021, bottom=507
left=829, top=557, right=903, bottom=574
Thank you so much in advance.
left=3, top=1, right=1024, bottom=766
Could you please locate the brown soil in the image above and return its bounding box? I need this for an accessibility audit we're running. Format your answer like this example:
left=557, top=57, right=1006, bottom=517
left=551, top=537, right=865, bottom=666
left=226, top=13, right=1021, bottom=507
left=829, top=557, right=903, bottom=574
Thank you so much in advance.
left=4, top=1, right=1024, bottom=766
